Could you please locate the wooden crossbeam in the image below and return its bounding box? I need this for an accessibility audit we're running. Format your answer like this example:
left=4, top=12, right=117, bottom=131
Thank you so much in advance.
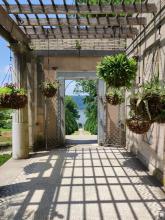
left=22, top=26, right=138, bottom=35
left=29, top=35, right=134, bottom=39
left=4, top=3, right=157, bottom=15
left=28, top=32, right=135, bottom=39
left=17, top=17, right=146, bottom=27
left=0, top=5, right=29, bottom=43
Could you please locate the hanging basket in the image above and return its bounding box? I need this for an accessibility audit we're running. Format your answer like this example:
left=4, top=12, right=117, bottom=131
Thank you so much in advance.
left=0, top=83, right=27, bottom=109
left=137, top=93, right=162, bottom=120
left=96, top=54, right=137, bottom=88
left=0, top=94, right=27, bottom=109
left=153, top=110, right=165, bottom=124
left=130, top=97, right=138, bottom=111
left=40, top=81, right=59, bottom=98
left=42, top=87, right=57, bottom=98
left=106, top=88, right=124, bottom=105
left=126, top=116, right=151, bottom=134
left=106, top=94, right=124, bottom=105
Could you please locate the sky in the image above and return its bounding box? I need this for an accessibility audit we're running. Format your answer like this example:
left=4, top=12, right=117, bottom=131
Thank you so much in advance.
left=65, top=80, right=77, bottom=96
left=0, top=37, right=12, bottom=84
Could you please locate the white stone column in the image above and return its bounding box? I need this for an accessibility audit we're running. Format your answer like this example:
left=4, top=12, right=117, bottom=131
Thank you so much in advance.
left=56, top=78, right=65, bottom=146
left=97, top=79, right=106, bottom=145
left=27, top=57, right=36, bottom=149
left=12, top=52, right=29, bottom=159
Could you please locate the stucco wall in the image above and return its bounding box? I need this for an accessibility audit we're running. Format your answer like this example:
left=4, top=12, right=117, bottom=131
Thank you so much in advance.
left=34, top=55, right=122, bottom=147
left=126, top=0, right=165, bottom=183
left=44, top=56, right=101, bottom=72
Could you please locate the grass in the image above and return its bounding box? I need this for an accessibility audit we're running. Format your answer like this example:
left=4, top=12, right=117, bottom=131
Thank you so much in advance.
left=0, top=128, right=12, bottom=132
left=0, top=154, right=11, bottom=166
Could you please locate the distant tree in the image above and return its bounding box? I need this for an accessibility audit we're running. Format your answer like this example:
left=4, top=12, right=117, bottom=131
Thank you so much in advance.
left=0, top=110, right=12, bottom=129
left=74, top=80, right=97, bottom=135
left=65, top=96, right=80, bottom=135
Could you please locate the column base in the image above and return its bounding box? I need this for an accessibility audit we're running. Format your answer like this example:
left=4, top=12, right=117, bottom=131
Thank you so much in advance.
left=12, top=122, right=29, bottom=159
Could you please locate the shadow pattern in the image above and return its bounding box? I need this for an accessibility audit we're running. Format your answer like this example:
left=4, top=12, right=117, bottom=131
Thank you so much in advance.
left=0, top=147, right=165, bottom=220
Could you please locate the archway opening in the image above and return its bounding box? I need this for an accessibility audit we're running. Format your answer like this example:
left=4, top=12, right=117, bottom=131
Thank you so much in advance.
left=65, top=79, right=98, bottom=145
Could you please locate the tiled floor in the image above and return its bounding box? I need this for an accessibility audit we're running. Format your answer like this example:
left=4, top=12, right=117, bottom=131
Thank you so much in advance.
left=0, top=146, right=165, bottom=220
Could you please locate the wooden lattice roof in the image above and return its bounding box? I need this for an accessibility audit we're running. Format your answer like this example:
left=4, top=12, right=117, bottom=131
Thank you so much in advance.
left=0, top=0, right=157, bottom=40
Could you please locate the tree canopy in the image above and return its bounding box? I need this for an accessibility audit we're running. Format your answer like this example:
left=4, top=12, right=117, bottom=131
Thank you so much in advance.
left=0, top=110, right=12, bottom=129
left=65, top=96, right=80, bottom=135
left=74, top=80, right=97, bottom=135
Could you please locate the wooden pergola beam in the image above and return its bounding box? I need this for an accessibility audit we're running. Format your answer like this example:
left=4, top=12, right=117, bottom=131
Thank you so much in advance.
left=4, top=3, right=157, bottom=15
left=35, top=50, right=125, bottom=57
left=23, top=26, right=138, bottom=35
left=0, top=5, right=29, bottom=43
left=29, top=33, right=135, bottom=39
left=18, top=17, right=147, bottom=27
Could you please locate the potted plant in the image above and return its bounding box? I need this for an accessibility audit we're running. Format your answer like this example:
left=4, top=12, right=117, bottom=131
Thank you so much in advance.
left=0, top=83, right=27, bottom=109
left=126, top=114, right=151, bottom=134
left=126, top=116, right=151, bottom=134
left=97, top=53, right=137, bottom=88
left=40, top=80, right=59, bottom=98
left=106, top=88, right=124, bottom=105
left=137, top=77, right=165, bottom=122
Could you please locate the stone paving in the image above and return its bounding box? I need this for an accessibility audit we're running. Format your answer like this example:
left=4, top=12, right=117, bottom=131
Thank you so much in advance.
left=0, top=145, right=165, bottom=220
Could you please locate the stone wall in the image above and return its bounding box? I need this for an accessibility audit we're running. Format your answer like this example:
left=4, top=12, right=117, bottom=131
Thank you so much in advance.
left=126, top=0, right=165, bottom=184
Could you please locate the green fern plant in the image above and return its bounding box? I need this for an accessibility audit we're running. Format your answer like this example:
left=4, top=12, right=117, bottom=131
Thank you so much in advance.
left=97, top=53, right=137, bottom=88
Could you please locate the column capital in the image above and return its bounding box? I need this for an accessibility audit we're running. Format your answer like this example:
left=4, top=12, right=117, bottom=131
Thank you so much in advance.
left=10, top=42, right=33, bottom=57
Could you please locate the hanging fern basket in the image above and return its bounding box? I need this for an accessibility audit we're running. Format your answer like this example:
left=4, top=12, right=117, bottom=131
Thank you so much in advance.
left=97, top=53, right=137, bottom=88
left=0, top=83, right=27, bottom=109
left=126, top=116, right=151, bottom=134
left=40, top=81, right=59, bottom=98
left=42, top=87, right=57, bottom=98
left=130, top=96, right=139, bottom=111
left=106, top=94, right=122, bottom=105
left=153, top=109, right=165, bottom=123
left=106, top=88, right=124, bottom=105
left=138, top=93, right=162, bottom=121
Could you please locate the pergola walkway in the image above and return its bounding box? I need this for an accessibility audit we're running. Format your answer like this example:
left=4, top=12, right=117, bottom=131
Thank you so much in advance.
left=0, top=145, right=165, bottom=220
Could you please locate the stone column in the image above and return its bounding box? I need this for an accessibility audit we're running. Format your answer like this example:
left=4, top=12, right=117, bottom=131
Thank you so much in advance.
left=97, top=79, right=106, bottom=145
left=27, top=57, right=36, bottom=149
left=56, top=78, right=65, bottom=146
left=12, top=52, right=29, bottom=159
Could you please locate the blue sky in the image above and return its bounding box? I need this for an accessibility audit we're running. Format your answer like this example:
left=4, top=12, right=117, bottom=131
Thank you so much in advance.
left=65, top=80, right=77, bottom=96
left=0, top=37, right=12, bottom=84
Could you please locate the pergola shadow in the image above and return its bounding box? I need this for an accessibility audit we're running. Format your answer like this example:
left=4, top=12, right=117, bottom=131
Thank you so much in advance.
left=0, top=147, right=165, bottom=219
